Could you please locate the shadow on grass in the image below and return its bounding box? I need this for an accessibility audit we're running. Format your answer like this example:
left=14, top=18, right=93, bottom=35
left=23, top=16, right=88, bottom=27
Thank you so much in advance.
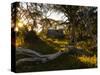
left=16, top=52, right=97, bottom=73
left=16, top=33, right=97, bottom=72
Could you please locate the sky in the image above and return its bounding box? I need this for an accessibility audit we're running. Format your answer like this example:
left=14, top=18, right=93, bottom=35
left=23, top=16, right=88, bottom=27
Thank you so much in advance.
left=21, top=2, right=68, bottom=22
left=47, top=11, right=68, bottom=21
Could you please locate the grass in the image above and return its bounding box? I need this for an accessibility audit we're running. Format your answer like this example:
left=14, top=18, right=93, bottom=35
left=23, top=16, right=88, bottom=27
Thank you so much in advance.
left=78, top=55, right=97, bottom=67
left=16, top=53, right=97, bottom=72
left=16, top=35, right=97, bottom=72
left=42, top=38, right=69, bottom=51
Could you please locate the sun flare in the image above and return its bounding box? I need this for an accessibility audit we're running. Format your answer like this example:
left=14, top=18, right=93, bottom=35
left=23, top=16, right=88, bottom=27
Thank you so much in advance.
left=17, top=22, right=23, bottom=28
left=14, top=27, right=19, bottom=32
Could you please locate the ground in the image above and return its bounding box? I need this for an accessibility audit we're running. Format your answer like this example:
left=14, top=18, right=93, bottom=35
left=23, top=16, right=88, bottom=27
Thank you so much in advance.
left=16, top=35, right=97, bottom=72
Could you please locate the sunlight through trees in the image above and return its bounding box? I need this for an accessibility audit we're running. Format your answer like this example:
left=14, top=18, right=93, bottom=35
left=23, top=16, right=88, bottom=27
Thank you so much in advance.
left=11, top=2, right=97, bottom=72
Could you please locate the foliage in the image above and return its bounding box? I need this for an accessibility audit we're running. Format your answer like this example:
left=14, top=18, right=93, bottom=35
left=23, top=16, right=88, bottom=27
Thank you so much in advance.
left=11, top=2, right=97, bottom=72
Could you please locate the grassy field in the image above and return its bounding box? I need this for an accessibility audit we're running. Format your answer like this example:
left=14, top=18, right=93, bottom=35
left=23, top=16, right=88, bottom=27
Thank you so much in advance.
left=16, top=36, right=97, bottom=72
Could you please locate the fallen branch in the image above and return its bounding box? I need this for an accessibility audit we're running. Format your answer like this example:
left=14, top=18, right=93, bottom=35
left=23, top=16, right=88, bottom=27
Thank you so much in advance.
left=16, top=47, right=43, bottom=57
left=16, top=47, right=64, bottom=65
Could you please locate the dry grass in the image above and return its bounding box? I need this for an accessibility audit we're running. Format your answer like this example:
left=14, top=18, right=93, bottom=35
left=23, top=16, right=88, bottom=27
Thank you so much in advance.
left=16, top=35, right=97, bottom=72
left=16, top=37, right=24, bottom=47
left=78, top=55, right=97, bottom=67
